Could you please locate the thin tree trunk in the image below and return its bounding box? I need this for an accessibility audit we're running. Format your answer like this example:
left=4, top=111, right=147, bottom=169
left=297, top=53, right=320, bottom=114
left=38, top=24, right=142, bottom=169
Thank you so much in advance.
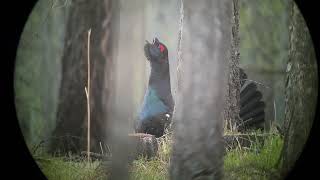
left=280, top=1, right=318, bottom=177
left=224, top=0, right=241, bottom=131
left=170, top=1, right=232, bottom=179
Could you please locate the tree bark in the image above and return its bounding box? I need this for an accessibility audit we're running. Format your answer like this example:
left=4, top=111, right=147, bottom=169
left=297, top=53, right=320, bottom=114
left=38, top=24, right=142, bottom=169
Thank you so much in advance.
left=169, top=1, right=232, bottom=179
left=50, top=0, right=113, bottom=153
left=281, top=1, right=318, bottom=177
left=224, top=0, right=241, bottom=131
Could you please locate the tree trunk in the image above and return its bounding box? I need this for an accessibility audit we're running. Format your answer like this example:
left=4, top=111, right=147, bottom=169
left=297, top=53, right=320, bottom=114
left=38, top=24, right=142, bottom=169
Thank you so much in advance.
left=224, top=0, right=241, bottom=131
left=50, top=0, right=113, bottom=153
left=281, top=1, right=318, bottom=177
left=169, top=1, right=232, bottom=179
left=107, top=1, right=148, bottom=179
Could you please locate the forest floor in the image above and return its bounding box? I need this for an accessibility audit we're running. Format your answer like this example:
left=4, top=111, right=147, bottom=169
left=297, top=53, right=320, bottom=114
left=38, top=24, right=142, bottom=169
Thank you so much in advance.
left=34, top=130, right=283, bottom=180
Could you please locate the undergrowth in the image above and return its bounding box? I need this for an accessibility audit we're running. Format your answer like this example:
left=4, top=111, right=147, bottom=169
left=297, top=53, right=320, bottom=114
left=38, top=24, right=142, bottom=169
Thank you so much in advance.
left=35, top=131, right=283, bottom=180
left=224, top=133, right=283, bottom=180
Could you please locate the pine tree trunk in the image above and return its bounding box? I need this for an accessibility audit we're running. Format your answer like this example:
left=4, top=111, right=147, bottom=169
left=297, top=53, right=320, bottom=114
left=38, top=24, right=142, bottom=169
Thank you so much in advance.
left=281, top=1, right=318, bottom=177
left=170, top=1, right=232, bottom=179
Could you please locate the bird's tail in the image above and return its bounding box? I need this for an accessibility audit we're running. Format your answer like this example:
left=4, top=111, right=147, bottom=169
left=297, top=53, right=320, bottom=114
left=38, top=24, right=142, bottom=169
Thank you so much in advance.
left=238, top=68, right=265, bottom=131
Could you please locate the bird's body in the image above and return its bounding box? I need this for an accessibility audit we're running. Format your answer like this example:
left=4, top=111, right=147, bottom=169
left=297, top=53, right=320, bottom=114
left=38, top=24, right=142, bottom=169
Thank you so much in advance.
left=139, top=87, right=169, bottom=121
left=135, top=38, right=174, bottom=137
left=136, top=37, right=265, bottom=137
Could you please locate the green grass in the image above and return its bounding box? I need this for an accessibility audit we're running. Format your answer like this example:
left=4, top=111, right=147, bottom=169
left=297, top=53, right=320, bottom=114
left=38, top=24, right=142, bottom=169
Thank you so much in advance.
left=129, top=133, right=172, bottom=180
left=35, top=132, right=283, bottom=180
left=36, top=155, right=106, bottom=180
left=224, top=134, right=283, bottom=179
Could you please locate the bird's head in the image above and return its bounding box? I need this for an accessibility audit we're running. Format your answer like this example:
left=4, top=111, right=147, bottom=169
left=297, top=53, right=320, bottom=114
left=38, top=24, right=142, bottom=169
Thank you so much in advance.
left=144, top=37, right=169, bottom=64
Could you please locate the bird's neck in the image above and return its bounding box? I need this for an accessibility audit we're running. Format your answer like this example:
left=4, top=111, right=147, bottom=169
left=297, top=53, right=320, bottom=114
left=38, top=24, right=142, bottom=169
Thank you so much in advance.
left=147, top=65, right=174, bottom=112
left=149, top=67, right=170, bottom=86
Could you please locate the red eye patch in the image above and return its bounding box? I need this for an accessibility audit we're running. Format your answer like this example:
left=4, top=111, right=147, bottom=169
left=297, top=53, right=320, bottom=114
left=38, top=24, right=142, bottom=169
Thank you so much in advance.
left=159, top=44, right=165, bottom=52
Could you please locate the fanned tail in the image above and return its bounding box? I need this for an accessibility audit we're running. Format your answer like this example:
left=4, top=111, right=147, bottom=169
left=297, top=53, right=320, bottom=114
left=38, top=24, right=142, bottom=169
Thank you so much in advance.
left=238, top=68, right=265, bottom=131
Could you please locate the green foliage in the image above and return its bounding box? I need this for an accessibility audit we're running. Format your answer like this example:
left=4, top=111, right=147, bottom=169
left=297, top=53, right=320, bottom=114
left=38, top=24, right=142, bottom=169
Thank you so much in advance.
left=240, top=0, right=289, bottom=71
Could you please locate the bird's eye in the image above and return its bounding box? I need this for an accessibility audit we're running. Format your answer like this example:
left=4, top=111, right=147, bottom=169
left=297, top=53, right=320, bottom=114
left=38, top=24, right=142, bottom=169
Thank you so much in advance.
left=159, top=44, right=165, bottom=53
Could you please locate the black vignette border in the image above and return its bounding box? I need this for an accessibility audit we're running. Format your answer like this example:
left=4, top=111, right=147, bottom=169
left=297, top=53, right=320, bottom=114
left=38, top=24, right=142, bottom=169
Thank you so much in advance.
left=2, top=0, right=47, bottom=179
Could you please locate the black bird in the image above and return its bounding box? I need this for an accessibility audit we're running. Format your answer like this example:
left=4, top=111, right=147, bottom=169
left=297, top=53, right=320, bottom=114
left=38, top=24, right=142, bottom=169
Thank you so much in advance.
left=135, top=38, right=174, bottom=137
left=136, top=37, right=265, bottom=137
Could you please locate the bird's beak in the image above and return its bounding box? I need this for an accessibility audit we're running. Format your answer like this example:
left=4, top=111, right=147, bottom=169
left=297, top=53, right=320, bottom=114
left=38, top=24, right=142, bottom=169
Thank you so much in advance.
left=153, top=37, right=160, bottom=46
